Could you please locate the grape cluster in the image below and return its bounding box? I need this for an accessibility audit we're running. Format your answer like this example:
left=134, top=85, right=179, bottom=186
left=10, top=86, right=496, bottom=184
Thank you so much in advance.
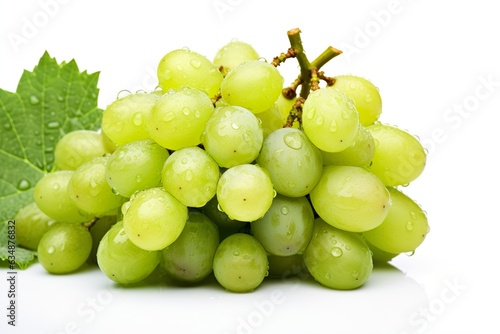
left=15, top=34, right=429, bottom=292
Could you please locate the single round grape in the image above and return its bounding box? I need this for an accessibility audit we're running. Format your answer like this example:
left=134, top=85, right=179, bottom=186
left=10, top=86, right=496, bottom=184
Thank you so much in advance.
left=54, top=130, right=111, bottom=170
left=147, top=86, right=214, bottom=150
left=157, top=48, right=223, bottom=98
left=302, top=88, right=360, bottom=152
left=97, top=221, right=160, bottom=284
left=161, top=212, right=219, bottom=283
left=367, top=123, right=426, bottom=186
left=251, top=194, right=314, bottom=256
left=321, top=124, right=375, bottom=167
left=256, top=127, right=323, bottom=197
left=14, top=202, right=57, bottom=250
left=363, top=187, right=429, bottom=254
left=216, top=164, right=274, bottom=222
left=220, top=60, right=284, bottom=114
left=161, top=146, right=220, bottom=207
left=303, top=218, right=373, bottom=290
left=213, top=40, right=260, bottom=76
left=67, top=156, right=125, bottom=217
left=37, top=222, right=93, bottom=274
left=101, top=92, right=159, bottom=146
left=123, top=187, right=188, bottom=251
left=106, top=139, right=169, bottom=198
left=310, top=165, right=391, bottom=232
left=213, top=233, right=268, bottom=292
left=330, top=75, right=382, bottom=126
left=34, top=171, right=91, bottom=223
left=201, top=105, right=263, bottom=168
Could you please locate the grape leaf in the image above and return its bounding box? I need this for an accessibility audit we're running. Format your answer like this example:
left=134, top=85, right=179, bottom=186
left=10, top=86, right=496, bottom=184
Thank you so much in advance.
left=0, top=221, right=36, bottom=270
left=0, top=51, right=103, bottom=222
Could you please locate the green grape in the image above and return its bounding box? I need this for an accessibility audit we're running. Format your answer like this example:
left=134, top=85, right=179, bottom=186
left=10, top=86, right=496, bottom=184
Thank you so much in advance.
left=37, top=222, right=93, bottom=274
left=302, top=88, right=360, bottom=152
left=363, top=187, right=429, bottom=254
left=255, top=104, right=284, bottom=138
left=201, top=105, right=263, bottom=168
left=310, top=165, right=391, bottom=232
left=256, top=127, right=322, bottom=197
left=251, top=194, right=314, bottom=256
left=161, top=146, right=220, bottom=207
left=157, top=48, right=223, bottom=98
left=101, top=92, right=159, bottom=146
left=216, top=164, right=274, bottom=222
left=213, top=40, right=260, bottom=76
left=303, top=218, right=373, bottom=290
left=161, top=212, right=219, bottom=283
left=106, top=139, right=169, bottom=198
left=67, top=156, right=125, bottom=217
left=122, top=187, right=188, bottom=251
left=267, top=254, right=308, bottom=279
left=330, top=75, right=383, bottom=126
left=14, top=202, right=57, bottom=250
left=213, top=233, right=268, bottom=292
left=97, top=221, right=160, bottom=284
left=34, top=171, right=91, bottom=223
left=88, top=216, right=117, bottom=264
left=367, top=123, right=426, bottom=186
left=54, top=130, right=111, bottom=171
left=202, top=196, right=247, bottom=240
left=147, top=86, right=214, bottom=150
left=321, top=124, right=375, bottom=167
left=220, top=60, right=284, bottom=114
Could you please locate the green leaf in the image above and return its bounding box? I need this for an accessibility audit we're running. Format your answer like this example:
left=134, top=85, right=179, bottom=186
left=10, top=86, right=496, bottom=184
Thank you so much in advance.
left=0, top=51, right=103, bottom=222
left=0, top=220, right=37, bottom=270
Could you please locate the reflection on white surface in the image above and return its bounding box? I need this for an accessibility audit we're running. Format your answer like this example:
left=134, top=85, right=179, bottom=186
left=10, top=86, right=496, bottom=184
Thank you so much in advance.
left=10, top=261, right=429, bottom=334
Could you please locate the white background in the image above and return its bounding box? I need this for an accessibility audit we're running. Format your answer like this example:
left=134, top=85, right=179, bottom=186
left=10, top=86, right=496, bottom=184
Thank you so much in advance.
left=1, top=0, right=499, bottom=333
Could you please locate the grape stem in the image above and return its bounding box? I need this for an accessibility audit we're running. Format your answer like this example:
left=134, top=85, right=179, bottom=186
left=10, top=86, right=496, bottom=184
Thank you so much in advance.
left=286, top=29, right=343, bottom=99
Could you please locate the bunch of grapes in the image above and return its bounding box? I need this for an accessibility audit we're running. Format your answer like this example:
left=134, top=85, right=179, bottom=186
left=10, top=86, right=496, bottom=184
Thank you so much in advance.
left=15, top=29, right=428, bottom=292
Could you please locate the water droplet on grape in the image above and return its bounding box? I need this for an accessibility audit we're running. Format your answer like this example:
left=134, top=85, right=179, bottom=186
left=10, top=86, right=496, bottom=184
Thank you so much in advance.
left=351, top=271, right=359, bottom=279
left=297, top=160, right=302, bottom=167
left=315, top=115, right=324, bottom=125
left=133, top=113, right=143, bottom=126
left=135, top=175, right=142, bottom=183
left=272, top=189, right=277, bottom=198
left=280, top=206, right=289, bottom=215
left=185, top=170, right=193, bottom=181
left=364, top=94, right=373, bottom=103
left=47, top=246, right=55, bottom=254
left=288, top=181, right=296, bottom=189
left=163, top=112, right=175, bottom=122
left=52, top=182, right=60, bottom=190
left=30, top=95, right=40, bottom=105
left=182, top=107, right=191, bottom=116
left=116, top=90, right=132, bottom=99
left=284, top=132, right=303, bottom=149
left=331, top=247, right=343, bottom=257
left=176, top=64, right=184, bottom=71
left=190, top=59, right=201, bottom=68
left=329, top=120, right=338, bottom=132
left=17, top=179, right=30, bottom=191
left=233, top=251, right=240, bottom=256
left=341, top=109, right=350, bottom=119
left=306, top=108, right=316, bottom=119
left=325, top=272, right=331, bottom=279
left=121, top=201, right=131, bottom=215
left=406, top=221, right=414, bottom=231
left=217, top=203, right=224, bottom=212
left=231, top=122, right=240, bottom=130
